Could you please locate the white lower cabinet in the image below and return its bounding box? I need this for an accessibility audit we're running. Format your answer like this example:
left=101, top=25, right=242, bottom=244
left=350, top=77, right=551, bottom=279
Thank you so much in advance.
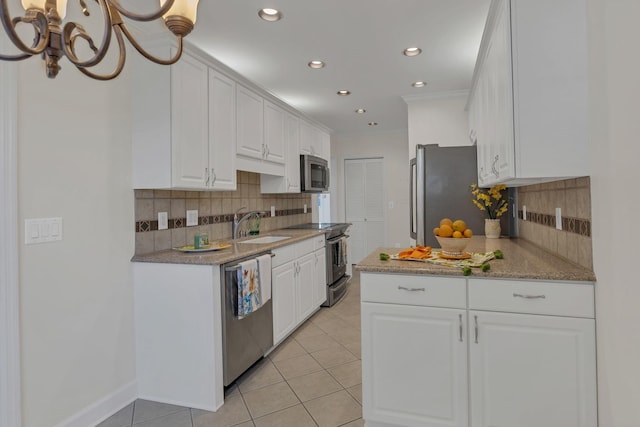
left=469, top=311, right=597, bottom=427
left=361, top=273, right=596, bottom=427
left=362, top=302, right=468, bottom=427
left=272, top=236, right=326, bottom=345
left=313, top=246, right=327, bottom=306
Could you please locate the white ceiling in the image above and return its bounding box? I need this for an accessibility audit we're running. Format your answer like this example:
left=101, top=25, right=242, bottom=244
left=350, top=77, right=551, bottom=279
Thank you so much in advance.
left=188, top=0, right=491, bottom=134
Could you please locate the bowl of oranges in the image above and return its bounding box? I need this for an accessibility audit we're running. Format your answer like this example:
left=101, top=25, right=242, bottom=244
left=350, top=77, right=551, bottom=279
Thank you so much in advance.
left=434, top=218, right=473, bottom=257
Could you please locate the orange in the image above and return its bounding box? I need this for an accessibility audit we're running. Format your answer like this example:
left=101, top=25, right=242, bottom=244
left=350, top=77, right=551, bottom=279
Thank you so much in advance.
left=439, top=224, right=453, bottom=237
left=463, top=228, right=473, bottom=238
left=453, top=230, right=463, bottom=238
left=433, top=227, right=440, bottom=236
left=452, top=219, right=467, bottom=232
left=440, top=218, right=453, bottom=227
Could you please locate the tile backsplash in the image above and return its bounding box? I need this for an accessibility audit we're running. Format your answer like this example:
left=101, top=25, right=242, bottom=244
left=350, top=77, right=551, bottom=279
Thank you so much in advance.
left=517, top=177, right=592, bottom=270
left=134, top=171, right=312, bottom=254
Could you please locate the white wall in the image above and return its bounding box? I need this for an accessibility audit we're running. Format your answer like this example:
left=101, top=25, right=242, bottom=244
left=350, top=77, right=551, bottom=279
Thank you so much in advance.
left=17, top=61, right=136, bottom=425
left=587, top=1, right=640, bottom=425
left=331, top=130, right=409, bottom=248
left=404, top=91, right=472, bottom=159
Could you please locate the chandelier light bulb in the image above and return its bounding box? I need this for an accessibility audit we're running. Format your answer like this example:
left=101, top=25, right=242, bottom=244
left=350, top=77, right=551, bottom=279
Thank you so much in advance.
left=22, top=0, right=68, bottom=19
left=161, top=0, right=199, bottom=23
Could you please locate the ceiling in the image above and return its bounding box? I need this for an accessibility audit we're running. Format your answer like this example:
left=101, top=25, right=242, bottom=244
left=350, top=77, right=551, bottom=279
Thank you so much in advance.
left=187, top=0, right=491, bottom=134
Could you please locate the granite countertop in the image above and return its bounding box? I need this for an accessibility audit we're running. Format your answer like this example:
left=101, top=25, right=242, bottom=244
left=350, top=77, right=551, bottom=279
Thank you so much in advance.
left=131, top=229, right=325, bottom=265
left=356, top=237, right=596, bottom=282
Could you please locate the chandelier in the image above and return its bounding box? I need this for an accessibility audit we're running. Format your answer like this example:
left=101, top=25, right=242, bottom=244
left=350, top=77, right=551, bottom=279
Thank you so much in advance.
left=0, top=0, right=200, bottom=80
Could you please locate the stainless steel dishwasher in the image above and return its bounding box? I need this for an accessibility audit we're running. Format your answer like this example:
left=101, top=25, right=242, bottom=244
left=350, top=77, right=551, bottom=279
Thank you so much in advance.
left=221, top=252, right=274, bottom=386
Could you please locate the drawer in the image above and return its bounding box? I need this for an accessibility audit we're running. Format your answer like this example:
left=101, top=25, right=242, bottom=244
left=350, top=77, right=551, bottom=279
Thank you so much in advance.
left=272, top=238, right=315, bottom=267
left=313, top=234, right=326, bottom=250
left=361, top=272, right=466, bottom=309
left=468, top=278, right=595, bottom=318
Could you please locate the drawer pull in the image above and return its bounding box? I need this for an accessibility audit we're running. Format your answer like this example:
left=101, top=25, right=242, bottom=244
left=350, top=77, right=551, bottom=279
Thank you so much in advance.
left=474, top=315, right=479, bottom=344
left=513, top=293, right=546, bottom=300
left=398, top=286, right=425, bottom=292
left=458, top=314, right=463, bottom=342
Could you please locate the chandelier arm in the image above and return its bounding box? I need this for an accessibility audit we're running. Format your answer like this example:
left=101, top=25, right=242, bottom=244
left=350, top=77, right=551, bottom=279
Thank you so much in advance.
left=105, top=0, right=175, bottom=22
left=61, top=0, right=113, bottom=68
left=119, top=23, right=183, bottom=66
left=75, top=24, right=126, bottom=81
left=0, top=3, right=49, bottom=56
left=0, top=52, right=31, bottom=60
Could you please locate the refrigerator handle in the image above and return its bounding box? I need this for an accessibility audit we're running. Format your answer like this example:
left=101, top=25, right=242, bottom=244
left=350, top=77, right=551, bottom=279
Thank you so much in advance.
left=410, top=157, right=417, bottom=241
left=415, top=146, right=426, bottom=246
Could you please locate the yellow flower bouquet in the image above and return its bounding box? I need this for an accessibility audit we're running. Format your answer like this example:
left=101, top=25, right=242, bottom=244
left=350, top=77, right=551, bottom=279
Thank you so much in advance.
left=470, top=183, right=508, bottom=219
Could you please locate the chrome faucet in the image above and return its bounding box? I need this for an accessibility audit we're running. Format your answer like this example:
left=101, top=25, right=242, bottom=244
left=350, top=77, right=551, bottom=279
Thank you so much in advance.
left=233, top=207, right=260, bottom=240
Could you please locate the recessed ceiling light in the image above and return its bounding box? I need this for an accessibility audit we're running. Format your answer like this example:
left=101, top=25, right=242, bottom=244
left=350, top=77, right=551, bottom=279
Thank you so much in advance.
left=337, top=90, right=351, bottom=96
left=412, top=81, right=427, bottom=88
left=403, top=47, right=422, bottom=57
left=258, top=8, right=283, bottom=22
left=368, top=122, right=378, bottom=126
left=355, top=108, right=366, bottom=114
left=308, top=60, right=325, bottom=69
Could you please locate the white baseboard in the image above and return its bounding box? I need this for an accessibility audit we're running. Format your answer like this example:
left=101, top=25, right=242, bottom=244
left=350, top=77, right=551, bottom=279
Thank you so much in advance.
left=53, top=381, right=137, bottom=427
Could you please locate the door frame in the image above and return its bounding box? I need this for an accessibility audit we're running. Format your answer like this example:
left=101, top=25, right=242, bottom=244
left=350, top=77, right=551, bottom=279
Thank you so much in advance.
left=0, top=45, right=22, bottom=427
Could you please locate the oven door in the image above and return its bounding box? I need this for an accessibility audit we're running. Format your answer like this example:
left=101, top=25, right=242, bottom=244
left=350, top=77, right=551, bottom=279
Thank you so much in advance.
left=326, top=234, right=348, bottom=284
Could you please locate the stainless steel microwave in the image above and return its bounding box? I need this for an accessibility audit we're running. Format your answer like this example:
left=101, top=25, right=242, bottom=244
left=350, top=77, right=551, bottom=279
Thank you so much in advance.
left=300, top=154, right=329, bottom=192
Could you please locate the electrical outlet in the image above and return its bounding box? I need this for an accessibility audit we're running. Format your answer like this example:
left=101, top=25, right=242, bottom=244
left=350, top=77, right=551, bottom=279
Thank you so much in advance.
left=304, top=204, right=307, bottom=214
left=556, top=207, right=562, bottom=230
left=186, top=210, right=198, bottom=227
left=158, top=212, right=168, bottom=230
left=522, top=205, right=527, bottom=220
left=271, top=206, right=276, bottom=217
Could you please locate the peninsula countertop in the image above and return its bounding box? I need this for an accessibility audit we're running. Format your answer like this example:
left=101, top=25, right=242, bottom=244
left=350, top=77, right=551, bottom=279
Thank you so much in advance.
left=356, top=237, right=596, bottom=282
left=131, top=229, right=325, bottom=265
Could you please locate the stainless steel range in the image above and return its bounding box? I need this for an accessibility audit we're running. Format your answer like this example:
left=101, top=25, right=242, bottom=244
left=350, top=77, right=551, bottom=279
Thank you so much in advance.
left=285, top=223, right=351, bottom=306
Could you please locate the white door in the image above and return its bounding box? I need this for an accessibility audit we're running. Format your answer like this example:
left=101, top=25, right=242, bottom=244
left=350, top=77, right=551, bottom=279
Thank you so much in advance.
left=236, top=85, right=264, bottom=160
left=362, top=302, right=468, bottom=427
left=345, top=158, right=384, bottom=263
left=296, top=253, right=316, bottom=321
left=469, top=311, right=597, bottom=427
left=171, top=52, right=209, bottom=188
left=272, top=262, right=297, bottom=344
left=208, top=69, right=237, bottom=190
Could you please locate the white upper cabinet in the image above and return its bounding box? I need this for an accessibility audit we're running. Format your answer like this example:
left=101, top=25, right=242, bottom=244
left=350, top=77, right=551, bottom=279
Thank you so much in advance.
left=132, top=49, right=236, bottom=190
left=236, top=84, right=265, bottom=160
left=468, top=0, right=589, bottom=186
left=263, top=100, right=286, bottom=164
left=260, top=111, right=301, bottom=193
left=299, top=119, right=330, bottom=161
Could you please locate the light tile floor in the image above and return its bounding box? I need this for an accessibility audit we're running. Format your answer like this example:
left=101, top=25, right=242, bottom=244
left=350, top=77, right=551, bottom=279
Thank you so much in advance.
left=98, top=271, right=363, bottom=427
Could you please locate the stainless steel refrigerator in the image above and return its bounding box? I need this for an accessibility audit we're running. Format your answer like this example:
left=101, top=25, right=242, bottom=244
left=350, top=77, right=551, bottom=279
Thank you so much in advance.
left=410, top=144, right=486, bottom=248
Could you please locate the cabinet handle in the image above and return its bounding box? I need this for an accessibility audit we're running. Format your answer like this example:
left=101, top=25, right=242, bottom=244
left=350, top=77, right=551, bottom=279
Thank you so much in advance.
left=492, top=155, right=499, bottom=177
left=210, top=168, right=216, bottom=187
left=262, top=144, right=266, bottom=158
left=474, top=315, right=479, bottom=344
left=397, top=286, right=425, bottom=292
left=266, top=145, right=270, bottom=157
left=205, top=168, right=209, bottom=186
left=459, top=314, right=463, bottom=342
left=513, top=293, right=546, bottom=300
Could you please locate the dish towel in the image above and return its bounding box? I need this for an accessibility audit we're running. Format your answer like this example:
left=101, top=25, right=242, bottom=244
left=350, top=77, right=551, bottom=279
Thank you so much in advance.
left=257, top=254, right=272, bottom=304
left=237, top=259, right=261, bottom=319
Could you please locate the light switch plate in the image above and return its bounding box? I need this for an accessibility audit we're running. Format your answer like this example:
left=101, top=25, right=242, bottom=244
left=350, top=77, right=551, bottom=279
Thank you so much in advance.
left=186, top=210, right=198, bottom=227
left=303, top=204, right=307, bottom=214
left=158, top=212, right=168, bottom=230
left=25, top=217, right=62, bottom=244
left=271, top=206, right=276, bottom=217
left=555, top=207, right=562, bottom=230
left=522, top=205, right=527, bottom=220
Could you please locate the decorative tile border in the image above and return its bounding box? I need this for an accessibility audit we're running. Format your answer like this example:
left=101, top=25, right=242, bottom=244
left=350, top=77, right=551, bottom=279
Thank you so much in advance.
left=135, top=208, right=311, bottom=233
left=518, top=210, right=591, bottom=237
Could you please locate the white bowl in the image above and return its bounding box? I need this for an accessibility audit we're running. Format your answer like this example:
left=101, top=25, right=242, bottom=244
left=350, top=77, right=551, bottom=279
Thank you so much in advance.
left=435, top=235, right=471, bottom=256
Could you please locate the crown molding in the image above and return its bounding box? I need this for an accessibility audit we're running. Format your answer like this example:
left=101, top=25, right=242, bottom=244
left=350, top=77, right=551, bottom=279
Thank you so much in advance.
left=402, top=89, right=470, bottom=104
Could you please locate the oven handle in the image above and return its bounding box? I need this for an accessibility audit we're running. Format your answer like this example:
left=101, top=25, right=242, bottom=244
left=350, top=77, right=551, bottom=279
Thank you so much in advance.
left=327, top=235, right=348, bottom=244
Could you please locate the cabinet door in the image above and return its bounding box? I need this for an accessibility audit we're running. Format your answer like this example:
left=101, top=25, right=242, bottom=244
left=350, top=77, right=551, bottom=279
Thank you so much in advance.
left=272, top=262, right=297, bottom=345
left=313, top=248, right=327, bottom=306
left=296, top=253, right=316, bottom=322
left=285, top=113, right=301, bottom=192
left=298, top=119, right=313, bottom=155
left=263, top=101, right=286, bottom=164
left=171, top=52, right=209, bottom=189
left=362, top=302, right=468, bottom=427
left=236, top=85, right=264, bottom=160
left=469, top=311, right=597, bottom=427
left=208, top=70, right=237, bottom=190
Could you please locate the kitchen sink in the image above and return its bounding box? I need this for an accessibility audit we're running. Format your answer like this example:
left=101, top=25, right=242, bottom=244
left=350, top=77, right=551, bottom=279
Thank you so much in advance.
left=237, top=235, right=291, bottom=244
